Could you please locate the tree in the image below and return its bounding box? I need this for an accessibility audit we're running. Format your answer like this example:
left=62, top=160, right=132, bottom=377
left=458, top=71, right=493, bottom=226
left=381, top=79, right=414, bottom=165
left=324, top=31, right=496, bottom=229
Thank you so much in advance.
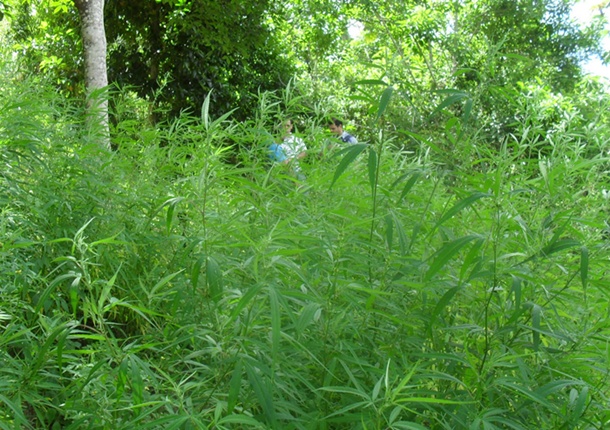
left=74, top=0, right=110, bottom=147
left=7, top=0, right=294, bottom=125
left=5, top=0, right=605, bottom=140
left=104, top=0, right=295, bottom=121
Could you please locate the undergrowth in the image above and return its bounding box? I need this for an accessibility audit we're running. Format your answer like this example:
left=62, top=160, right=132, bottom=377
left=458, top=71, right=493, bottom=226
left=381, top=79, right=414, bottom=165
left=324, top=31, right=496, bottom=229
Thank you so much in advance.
left=1, top=64, right=610, bottom=429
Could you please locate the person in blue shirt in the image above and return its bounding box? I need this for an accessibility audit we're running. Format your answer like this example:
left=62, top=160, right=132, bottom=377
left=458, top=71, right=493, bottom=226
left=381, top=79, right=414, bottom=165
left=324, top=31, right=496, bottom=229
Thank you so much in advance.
left=329, top=118, right=358, bottom=145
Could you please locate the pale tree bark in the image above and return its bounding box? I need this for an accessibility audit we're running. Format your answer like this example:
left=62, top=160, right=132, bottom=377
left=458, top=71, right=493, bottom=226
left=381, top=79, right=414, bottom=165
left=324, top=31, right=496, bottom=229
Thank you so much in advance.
left=74, top=0, right=110, bottom=148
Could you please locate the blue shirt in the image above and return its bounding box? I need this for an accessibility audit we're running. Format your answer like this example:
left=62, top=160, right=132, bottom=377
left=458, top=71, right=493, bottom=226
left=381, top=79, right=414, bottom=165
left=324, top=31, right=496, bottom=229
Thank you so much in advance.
left=340, top=131, right=358, bottom=144
left=269, top=143, right=287, bottom=163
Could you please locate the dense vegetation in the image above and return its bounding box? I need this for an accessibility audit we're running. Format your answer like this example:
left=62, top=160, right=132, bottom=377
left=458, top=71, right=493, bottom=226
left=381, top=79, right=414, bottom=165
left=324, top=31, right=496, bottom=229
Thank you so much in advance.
left=2, top=0, right=610, bottom=429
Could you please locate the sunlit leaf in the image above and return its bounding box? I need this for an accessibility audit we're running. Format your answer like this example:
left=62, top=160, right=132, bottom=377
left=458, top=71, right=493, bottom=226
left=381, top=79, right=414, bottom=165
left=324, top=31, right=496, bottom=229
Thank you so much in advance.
left=431, top=90, right=470, bottom=117
left=245, top=361, right=277, bottom=427
left=580, top=246, right=589, bottom=293
left=329, top=143, right=367, bottom=188
left=376, top=85, right=394, bottom=121
left=433, top=192, right=490, bottom=231
left=368, top=147, right=378, bottom=192
left=207, top=256, right=223, bottom=301
left=424, top=235, right=481, bottom=281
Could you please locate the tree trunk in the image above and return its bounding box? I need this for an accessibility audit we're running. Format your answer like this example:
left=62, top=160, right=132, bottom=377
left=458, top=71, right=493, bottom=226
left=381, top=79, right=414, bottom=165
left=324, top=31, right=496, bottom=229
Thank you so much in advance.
left=74, top=0, right=110, bottom=148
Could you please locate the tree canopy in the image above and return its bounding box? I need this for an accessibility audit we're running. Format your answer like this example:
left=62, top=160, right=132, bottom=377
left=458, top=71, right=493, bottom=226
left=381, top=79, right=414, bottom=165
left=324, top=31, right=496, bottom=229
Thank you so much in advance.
left=5, top=0, right=607, bottom=125
left=103, top=0, right=296, bottom=120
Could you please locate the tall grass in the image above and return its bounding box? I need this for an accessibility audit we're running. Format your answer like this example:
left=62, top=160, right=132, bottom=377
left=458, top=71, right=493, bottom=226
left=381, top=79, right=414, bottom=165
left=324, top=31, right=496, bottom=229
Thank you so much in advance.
left=1, top=59, right=610, bottom=429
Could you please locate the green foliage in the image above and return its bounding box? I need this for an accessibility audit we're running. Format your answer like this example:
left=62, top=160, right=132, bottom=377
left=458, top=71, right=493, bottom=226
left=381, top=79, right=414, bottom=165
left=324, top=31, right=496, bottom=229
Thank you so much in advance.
left=2, top=32, right=610, bottom=430
left=4, top=0, right=606, bottom=140
left=4, top=0, right=295, bottom=121
left=7, top=0, right=82, bottom=96
left=105, top=0, right=297, bottom=120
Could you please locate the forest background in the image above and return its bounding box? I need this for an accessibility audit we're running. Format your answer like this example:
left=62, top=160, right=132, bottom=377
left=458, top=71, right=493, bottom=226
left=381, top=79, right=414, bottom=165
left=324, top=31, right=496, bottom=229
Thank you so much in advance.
left=2, top=0, right=610, bottom=429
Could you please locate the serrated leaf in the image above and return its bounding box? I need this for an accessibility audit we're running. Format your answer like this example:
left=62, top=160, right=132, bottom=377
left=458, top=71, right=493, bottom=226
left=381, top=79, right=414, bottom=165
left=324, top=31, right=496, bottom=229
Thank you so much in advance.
left=580, top=246, right=589, bottom=291
left=431, top=91, right=470, bottom=117
left=268, top=286, right=281, bottom=361
left=385, top=214, right=394, bottom=252
left=191, top=253, right=206, bottom=292
left=245, top=361, right=276, bottom=427
left=150, top=270, right=183, bottom=298
left=463, top=98, right=473, bottom=122
left=424, top=235, right=480, bottom=281
left=539, top=238, right=580, bottom=257
left=389, top=210, right=409, bottom=255
left=570, top=386, right=588, bottom=423
left=376, top=86, right=394, bottom=121
left=427, top=286, right=461, bottom=334
left=227, top=359, right=243, bottom=413
left=393, top=170, right=421, bottom=203
left=368, top=147, right=378, bottom=192
left=532, top=303, right=541, bottom=351
left=229, top=284, right=264, bottom=323
left=329, top=144, right=367, bottom=188
left=207, top=256, right=223, bottom=301
left=434, top=192, right=490, bottom=230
